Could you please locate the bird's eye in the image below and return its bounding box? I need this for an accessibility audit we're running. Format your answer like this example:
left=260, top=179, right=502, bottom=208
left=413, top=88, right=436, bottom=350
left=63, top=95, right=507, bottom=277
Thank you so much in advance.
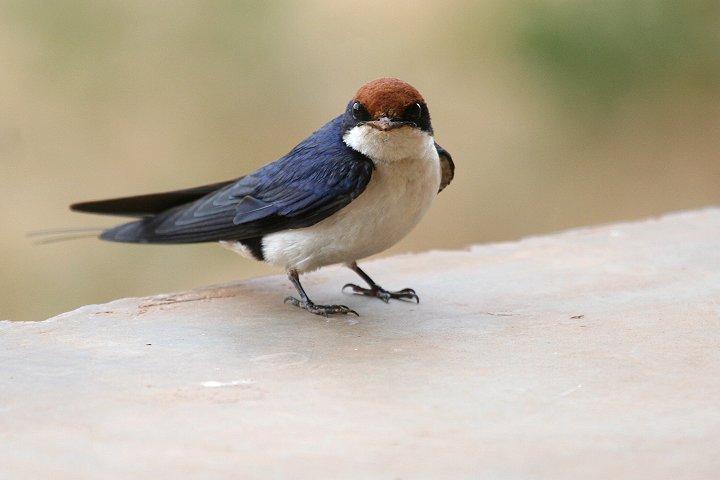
left=352, top=101, right=370, bottom=122
left=404, top=102, right=422, bottom=123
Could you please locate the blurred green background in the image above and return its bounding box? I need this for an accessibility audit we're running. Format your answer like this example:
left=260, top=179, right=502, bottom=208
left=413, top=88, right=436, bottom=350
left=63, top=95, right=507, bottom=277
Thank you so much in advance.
left=2, top=0, right=719, bottom=320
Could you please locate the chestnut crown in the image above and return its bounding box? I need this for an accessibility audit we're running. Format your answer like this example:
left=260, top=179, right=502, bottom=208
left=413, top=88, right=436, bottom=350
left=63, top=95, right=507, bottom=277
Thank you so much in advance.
left=345, top=77, right=432, bottom=133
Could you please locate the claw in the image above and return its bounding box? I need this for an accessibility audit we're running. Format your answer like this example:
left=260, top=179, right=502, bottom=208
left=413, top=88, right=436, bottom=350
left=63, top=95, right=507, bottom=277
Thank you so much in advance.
left=284, top=296, right=359, bottom=317
left=342, top=283, right=420, bottom=304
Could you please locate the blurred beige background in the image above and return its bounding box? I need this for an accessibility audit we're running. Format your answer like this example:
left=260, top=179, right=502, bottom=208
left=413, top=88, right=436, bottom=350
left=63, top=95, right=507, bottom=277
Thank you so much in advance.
left=2, top=0, right=719, bottom=320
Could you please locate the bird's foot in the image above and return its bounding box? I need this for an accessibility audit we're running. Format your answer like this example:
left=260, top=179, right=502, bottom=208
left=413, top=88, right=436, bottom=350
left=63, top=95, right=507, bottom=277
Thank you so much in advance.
left=284, top=296, right=358, bottom=317
left=342, top=284, right=420, bottom=304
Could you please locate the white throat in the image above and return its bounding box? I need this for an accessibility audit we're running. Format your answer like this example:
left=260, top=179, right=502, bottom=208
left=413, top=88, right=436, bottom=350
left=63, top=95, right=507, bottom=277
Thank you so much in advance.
left=342, top=124, right=435, bottom=165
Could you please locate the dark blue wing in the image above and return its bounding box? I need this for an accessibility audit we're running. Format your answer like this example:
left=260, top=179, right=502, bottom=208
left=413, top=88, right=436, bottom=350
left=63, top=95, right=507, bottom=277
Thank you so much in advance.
left=435, top=143, right=454, bottom=193
left=71, top=180, right=236, bottom=218
left=100, top=116, right=374, bottom=243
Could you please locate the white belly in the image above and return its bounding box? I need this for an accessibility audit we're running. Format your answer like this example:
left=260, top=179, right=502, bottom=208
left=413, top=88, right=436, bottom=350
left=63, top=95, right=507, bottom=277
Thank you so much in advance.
left=222, top=127, right=442, bottom=273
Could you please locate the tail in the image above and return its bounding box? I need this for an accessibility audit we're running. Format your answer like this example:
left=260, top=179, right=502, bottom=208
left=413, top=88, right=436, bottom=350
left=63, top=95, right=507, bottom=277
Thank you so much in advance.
left=69, top=179, right=238, bottom=244
left=97, top=219, right=199, bottom=244
left=28, top=227, right=106, bottom=245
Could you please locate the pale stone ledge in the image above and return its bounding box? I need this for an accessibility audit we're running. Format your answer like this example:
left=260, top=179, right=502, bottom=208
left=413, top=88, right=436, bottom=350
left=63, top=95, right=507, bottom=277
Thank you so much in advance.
left=2, top=209, right=719, bottom=479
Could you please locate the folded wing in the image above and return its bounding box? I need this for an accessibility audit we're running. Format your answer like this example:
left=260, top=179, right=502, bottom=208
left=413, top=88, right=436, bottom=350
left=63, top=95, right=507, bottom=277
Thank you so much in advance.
left=71, top=180, right=236, bottom=218
left=435, top=143, right=454, bottom=193
left=77, top=117, right=375, bottom=244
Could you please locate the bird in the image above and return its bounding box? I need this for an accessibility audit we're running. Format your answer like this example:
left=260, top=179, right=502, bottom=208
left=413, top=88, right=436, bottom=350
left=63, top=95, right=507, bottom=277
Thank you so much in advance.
left=71, top=77, right=454, bottom=316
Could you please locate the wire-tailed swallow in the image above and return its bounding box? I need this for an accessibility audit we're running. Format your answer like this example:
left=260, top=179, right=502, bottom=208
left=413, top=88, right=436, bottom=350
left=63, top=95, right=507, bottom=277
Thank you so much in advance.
left=72, top=77, right=455, bottom=316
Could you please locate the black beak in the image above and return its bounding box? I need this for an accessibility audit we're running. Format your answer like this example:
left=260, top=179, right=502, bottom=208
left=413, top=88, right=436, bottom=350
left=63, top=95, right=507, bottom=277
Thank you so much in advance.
left=365, top=116, right=411, bottom=131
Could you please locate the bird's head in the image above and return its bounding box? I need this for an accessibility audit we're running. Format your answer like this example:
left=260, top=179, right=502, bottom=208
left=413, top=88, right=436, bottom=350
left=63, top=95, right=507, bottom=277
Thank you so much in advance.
left=342, top=78, right=435, bottom=163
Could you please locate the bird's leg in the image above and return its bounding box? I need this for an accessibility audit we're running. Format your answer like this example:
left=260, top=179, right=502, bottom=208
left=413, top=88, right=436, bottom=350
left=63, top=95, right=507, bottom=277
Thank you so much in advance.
left=342, top=261, right=419, bottom=304
left=284, top=269, right=358, bottom=317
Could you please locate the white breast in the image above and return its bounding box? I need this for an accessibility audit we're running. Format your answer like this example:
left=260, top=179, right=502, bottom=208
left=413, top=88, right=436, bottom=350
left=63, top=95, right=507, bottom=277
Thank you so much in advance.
left=225, top=125, right=441, bottom=273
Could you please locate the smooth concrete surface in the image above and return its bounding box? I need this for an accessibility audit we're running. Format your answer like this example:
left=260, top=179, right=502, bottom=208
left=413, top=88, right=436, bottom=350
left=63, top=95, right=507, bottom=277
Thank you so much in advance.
left=2, top=209, right=720, bottom=479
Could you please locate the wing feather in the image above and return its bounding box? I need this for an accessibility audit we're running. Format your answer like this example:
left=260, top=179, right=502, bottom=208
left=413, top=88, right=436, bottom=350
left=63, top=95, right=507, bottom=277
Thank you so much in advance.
left=98, top=116, right=374, bottom=244
left=70, top=180, right=236, bottom=217
left=435, top=143, right=455, bottom=193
